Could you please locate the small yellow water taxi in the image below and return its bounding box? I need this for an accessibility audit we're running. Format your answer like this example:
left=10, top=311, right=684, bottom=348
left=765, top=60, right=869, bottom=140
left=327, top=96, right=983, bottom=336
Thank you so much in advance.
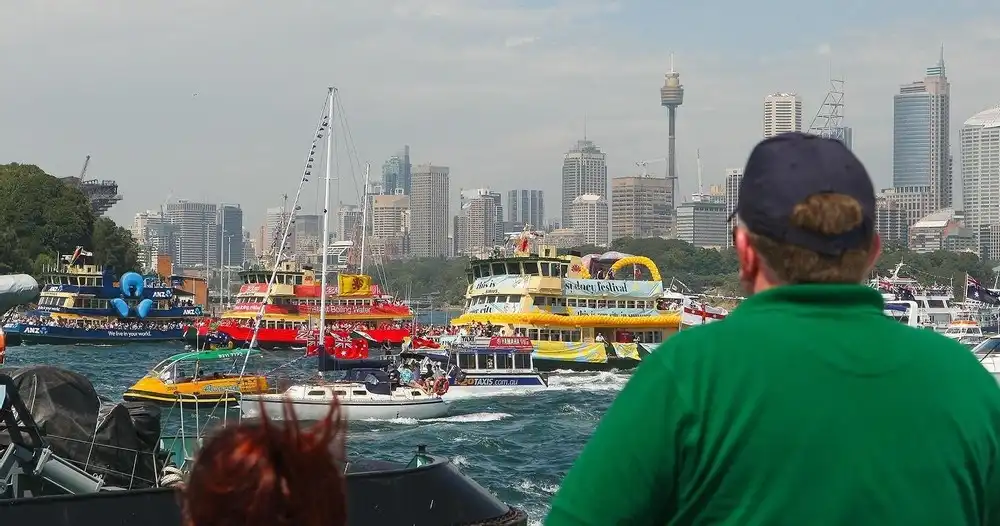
left=123, top=348, right=269, bottom=407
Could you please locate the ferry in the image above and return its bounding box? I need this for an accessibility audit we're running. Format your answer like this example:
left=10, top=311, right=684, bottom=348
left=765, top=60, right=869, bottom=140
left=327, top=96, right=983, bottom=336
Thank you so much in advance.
left=3, top=249, right=205, bottom=345
left=185, top=260, right=414, bottom=350
left=123, top=348, right=269, bottom=407
left=447, top=229, right=681, bottom=372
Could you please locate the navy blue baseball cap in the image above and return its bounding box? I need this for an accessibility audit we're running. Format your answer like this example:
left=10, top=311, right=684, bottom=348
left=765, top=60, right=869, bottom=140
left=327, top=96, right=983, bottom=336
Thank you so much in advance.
left=730, top=132, right=876, bottom=257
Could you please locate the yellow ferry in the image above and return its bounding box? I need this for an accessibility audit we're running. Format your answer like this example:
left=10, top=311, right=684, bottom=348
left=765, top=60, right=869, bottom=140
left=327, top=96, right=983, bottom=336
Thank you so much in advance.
left=447, top=230, right=681, bottom=371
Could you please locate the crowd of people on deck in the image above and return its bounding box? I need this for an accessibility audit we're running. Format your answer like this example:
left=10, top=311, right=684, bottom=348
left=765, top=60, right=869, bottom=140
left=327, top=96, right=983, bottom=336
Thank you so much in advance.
left=6, top=315, right=186, bottom=332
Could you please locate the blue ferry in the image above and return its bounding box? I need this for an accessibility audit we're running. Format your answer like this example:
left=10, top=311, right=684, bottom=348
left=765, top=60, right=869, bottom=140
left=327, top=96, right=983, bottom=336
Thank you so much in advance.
left=4, top=248, right=206, bottom=345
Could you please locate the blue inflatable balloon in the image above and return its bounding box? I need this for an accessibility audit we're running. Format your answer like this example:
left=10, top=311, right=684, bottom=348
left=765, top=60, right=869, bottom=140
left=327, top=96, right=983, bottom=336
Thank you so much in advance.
left=136, top=298, right=153, bottom=319
left=110, top=298, right=129, bottom=318
left=119, top=272, right=145, bottom=298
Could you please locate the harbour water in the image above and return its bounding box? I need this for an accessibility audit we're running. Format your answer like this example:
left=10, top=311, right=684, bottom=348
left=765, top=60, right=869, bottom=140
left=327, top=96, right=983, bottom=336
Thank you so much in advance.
left=3, top=342, right=628, bottom=523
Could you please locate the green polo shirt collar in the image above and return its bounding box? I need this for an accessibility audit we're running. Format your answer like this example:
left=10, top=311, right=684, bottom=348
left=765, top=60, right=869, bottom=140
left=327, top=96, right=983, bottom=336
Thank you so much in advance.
left=731, top=283, right=885, bottom=315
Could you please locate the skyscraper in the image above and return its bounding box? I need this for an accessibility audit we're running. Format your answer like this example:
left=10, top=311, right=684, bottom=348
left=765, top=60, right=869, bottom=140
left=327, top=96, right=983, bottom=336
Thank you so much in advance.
left=165, top=201, right=218, bottom=267
left=610, top=176, right=671, bottom=240
left=507, top=189, right=545, bottom=229
left=724, top=169, right=743, bottom=248
left=960, top=105, right=1000, bottom=257
left=455, top=189, right=503, bottom=256
left=217, top=204, right=244, bottom=267
left=892, top=51, right=951, bottom=225
left=561, top=139, right=607, bottom=228
left=410, top=164, right=450, bottom=257
left=570, top=194, right=609, bottom=247
left=763, top=93, right=803, bottom=138
left=381, top=145, right=412, bottom=195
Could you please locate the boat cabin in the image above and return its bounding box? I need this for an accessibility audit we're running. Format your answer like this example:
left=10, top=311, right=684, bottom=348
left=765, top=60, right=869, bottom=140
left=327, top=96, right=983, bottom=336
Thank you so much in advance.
left=943, top=320, right=983, bottom=339
left=453, top=348, right=534, bottom=372
left=150, top=350, right=258, bottom=385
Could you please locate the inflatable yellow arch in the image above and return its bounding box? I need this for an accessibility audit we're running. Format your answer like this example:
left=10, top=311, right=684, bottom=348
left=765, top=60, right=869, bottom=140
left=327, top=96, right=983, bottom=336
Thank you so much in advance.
left=609, top=256, right=662, bottom=282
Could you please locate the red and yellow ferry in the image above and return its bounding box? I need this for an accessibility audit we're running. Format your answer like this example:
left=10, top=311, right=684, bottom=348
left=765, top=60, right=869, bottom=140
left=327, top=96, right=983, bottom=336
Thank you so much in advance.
left=186, top=260, right=414, bottom=350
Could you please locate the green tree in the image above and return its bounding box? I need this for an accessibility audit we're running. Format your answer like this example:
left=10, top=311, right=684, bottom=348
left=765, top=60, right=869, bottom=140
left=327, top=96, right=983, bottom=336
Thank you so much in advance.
left=92, top=217, right=140, bottom=273
left=0, top=162, right=138, bottom=276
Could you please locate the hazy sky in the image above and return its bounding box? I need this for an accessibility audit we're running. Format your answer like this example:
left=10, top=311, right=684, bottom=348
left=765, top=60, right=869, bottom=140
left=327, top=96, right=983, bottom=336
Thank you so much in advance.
left=2, top=0, right=999, bottom=232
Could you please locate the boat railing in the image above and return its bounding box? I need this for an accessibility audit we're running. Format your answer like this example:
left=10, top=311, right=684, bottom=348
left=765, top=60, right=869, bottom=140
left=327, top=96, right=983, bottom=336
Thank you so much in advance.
left=44, top=432, right=169, bottom=490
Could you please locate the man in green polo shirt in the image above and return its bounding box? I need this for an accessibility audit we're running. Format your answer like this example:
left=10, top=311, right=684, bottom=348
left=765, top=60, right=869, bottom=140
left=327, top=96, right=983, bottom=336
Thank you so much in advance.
left=546, top=132, right=1000, bottom=525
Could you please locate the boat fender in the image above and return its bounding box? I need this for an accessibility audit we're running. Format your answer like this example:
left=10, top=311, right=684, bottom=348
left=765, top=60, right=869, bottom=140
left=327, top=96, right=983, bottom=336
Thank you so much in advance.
left=433, top=376, right=449, bottom=396
left=227, top=341, right=235, bottom=349
left=0, top=327, right=5, bottom=365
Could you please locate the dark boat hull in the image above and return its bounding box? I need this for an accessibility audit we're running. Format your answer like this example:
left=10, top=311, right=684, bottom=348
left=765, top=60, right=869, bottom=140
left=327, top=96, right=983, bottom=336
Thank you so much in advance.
left=4, top=324, right=184, bottom=345
left=533, top=356, right=640, bottom=372
left=0, top=458, right=529, bottom=526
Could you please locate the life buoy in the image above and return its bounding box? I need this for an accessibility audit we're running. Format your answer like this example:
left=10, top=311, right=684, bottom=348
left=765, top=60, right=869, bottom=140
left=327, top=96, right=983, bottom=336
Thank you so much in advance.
left=433, top=376, right=449, bottom=395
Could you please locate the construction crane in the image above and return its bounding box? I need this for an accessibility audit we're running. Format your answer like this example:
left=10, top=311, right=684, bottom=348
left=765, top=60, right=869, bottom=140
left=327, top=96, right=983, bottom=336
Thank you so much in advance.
left=78, top=155, right=91, bottom=180
left=635, top=157, right=667, bottom=178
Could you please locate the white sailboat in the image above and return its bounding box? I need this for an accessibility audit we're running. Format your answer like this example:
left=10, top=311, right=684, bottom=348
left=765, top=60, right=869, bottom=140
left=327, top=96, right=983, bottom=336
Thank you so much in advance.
left=240, top=87, right=449, bottom=421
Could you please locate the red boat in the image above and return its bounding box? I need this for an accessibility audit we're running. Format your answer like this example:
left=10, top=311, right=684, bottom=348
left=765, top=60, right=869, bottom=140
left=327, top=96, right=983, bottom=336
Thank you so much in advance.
left=186, top=260, right=415, bottom=350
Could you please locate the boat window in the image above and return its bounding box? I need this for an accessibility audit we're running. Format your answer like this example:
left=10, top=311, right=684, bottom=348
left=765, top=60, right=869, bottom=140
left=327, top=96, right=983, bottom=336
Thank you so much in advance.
left=927, top=299, right=946, bottom=308
left=556, top=297, right=566, bottom=307
left=626, top=300, right=636, bottom=308
left=458, top=353, right=477, bottom=369
left=352, top=390, right=367, bottom=396
left=533, top=296, right=545, bottom=306
left=296, top=275, right=304, bottom=284
left=571, top=330, right=581, bottom=341
left=477, top=354, right=493, bottom=369
left=486, top=295, right=497, bottom=303
left=973, top=338, right=1000, bottom=354
left=506, top=262, right=520, bottom=275
left=480, top=264, right=491, bottom=277
left=334, top=390, right=348, bottom=397
left=495, top=353, right=511, bottom=369
left=561, top=264, right=568, bottom=277
left=597, top=300, right=607, bottom=308
left=491, top=263, right=505, bottom=275
left=514, top=353, right=531, bottom=369
left=411, top=391, right=424, bottom=397
left=539, top=329, right=550, bottom=341
left=540, top=263, right=551, bottom=276
left=918, top=300, right=928, bottom=308
left=528, top=329, right=539, bottom=339
left=523, top=261, right=538, bottom=275
left=588, top=299, right=597, bottom=308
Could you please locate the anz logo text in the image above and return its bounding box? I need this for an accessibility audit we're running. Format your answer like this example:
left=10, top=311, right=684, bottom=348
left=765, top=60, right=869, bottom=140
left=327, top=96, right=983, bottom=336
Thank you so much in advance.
left=152, top=291, right=172, bottom=299
left=23, top=327, right=44, bottom=334
left=182, top=308, right=201, bottom=316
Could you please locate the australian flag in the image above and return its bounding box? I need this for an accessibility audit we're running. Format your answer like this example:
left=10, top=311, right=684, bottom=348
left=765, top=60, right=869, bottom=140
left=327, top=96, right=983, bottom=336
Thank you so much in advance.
left=967, top=277, right=1000, bottom=305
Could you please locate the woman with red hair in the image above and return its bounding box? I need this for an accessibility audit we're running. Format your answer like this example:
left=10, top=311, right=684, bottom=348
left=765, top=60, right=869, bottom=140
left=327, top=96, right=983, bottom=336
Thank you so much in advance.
left=182, top=399, right=347, bottom=526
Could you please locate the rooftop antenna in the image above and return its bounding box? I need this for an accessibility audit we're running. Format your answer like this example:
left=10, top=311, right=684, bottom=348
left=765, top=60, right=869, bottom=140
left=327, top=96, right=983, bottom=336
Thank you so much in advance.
left=583, top=114, right=588, bottom=140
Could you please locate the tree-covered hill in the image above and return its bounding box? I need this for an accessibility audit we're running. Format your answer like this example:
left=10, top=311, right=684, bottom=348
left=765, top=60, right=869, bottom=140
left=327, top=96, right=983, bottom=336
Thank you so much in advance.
left=0, top=163, right=139, bottom=275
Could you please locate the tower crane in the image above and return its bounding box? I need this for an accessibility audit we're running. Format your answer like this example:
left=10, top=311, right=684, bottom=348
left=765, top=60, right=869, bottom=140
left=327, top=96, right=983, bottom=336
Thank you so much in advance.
left=78, top=155, right=91, bottom=180
left=635, top=157, right=667, bottom=178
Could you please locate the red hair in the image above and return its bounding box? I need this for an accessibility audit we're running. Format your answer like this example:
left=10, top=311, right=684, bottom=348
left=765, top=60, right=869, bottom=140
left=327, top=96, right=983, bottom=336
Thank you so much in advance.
left=182, top=399, right=347, bottom=526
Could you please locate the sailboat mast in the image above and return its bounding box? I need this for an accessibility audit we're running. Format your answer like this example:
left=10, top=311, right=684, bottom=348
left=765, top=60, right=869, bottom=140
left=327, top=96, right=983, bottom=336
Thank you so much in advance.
left=318, top=87, right=335, bottom=359
left=360, top=162, right=370, bottom=275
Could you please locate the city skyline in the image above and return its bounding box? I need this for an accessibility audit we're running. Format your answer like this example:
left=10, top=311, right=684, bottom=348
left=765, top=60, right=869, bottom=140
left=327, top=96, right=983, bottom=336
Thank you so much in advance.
left=2, top=2, right=999, bottom=232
